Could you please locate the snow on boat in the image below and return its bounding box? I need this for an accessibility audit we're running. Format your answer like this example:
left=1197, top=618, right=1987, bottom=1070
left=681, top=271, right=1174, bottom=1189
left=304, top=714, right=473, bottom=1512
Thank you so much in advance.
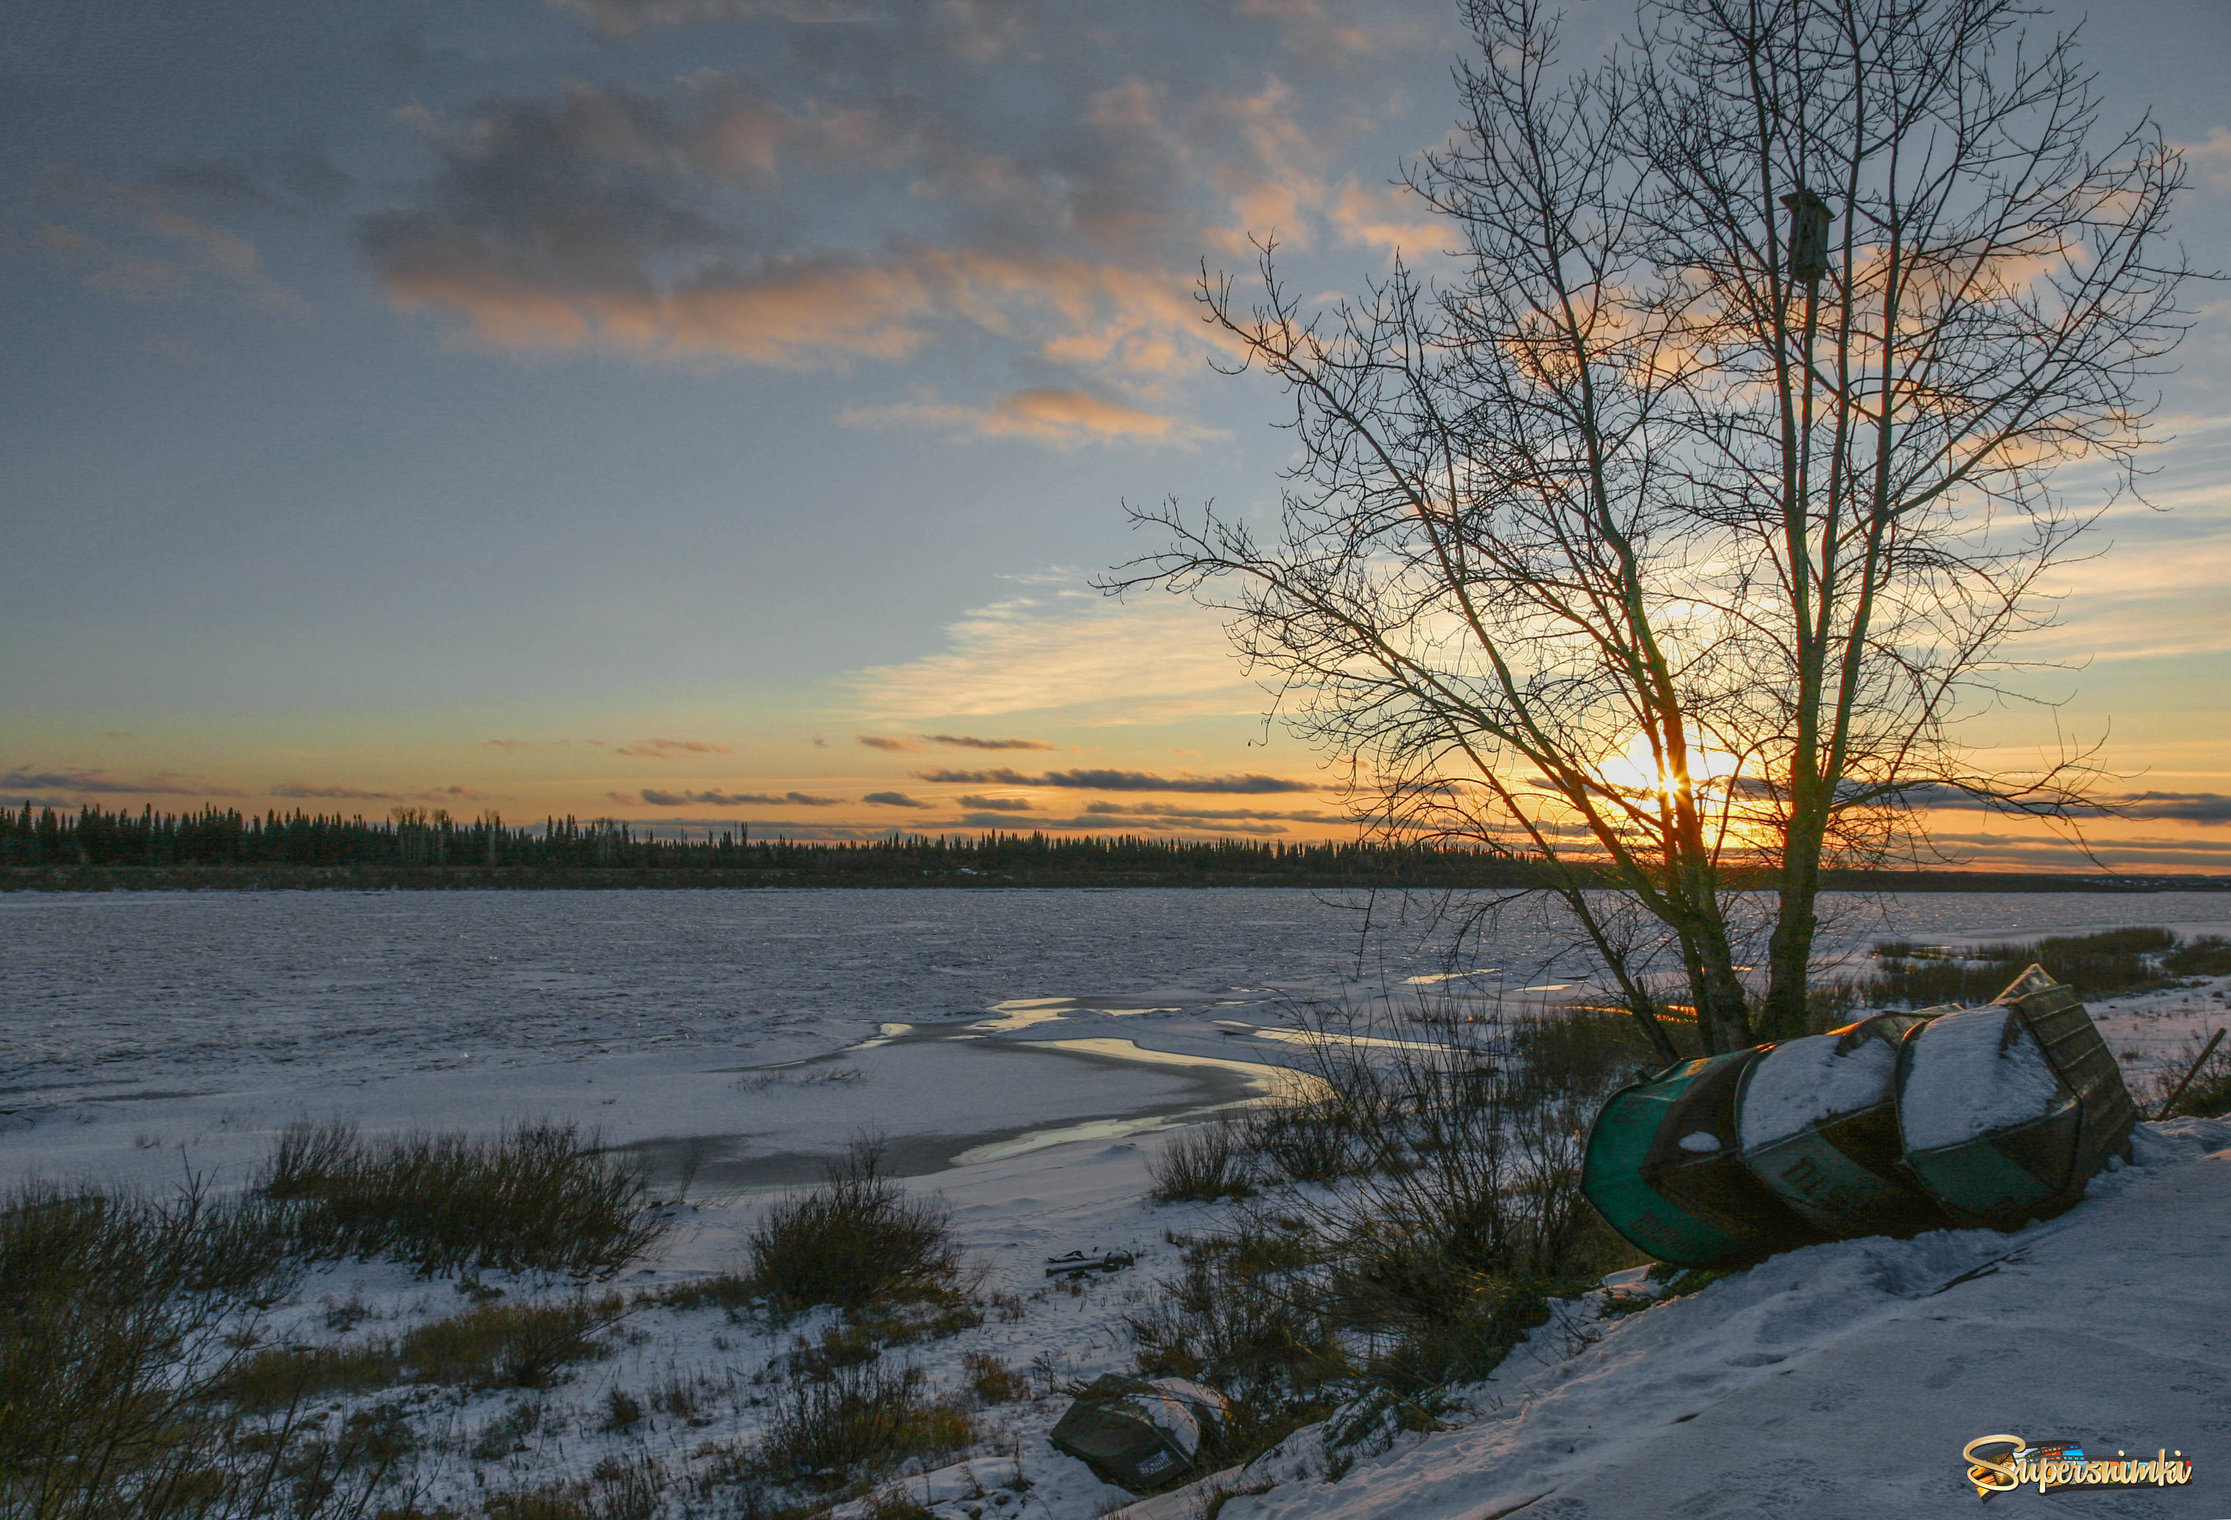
left=1734, top=1010, right=1952, bottom=1239
left=1895, top=966, right=2137, bottom=1230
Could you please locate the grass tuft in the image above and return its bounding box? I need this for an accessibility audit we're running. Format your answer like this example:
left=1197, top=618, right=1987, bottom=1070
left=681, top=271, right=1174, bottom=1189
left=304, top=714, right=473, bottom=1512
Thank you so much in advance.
left=259, top=1119, right=666, bottom=1279
left=756, top=1361, right=974, bottom=1491
left=1149, top=1121, right=1257, bottom=1202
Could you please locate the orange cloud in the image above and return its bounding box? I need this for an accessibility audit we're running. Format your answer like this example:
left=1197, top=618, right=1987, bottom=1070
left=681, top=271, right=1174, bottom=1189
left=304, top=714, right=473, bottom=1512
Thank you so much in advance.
left=614, top=737, right=732, bottom=758
left=844, top=387, right=1203, bottom=446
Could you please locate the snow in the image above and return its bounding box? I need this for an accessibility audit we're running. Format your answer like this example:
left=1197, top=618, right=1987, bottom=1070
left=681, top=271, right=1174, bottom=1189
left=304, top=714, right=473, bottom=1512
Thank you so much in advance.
left=1738, top=1033, right=1897, bottom=1150
left=1897, top=1005, right=2065, bottom=1152
left=1675, top=1130, right=1721, bottom=1153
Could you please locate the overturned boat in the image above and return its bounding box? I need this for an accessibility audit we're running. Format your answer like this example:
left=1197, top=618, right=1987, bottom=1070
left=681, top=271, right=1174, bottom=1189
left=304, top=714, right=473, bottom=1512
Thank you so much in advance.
left=1582, top=966, right=2136, bottom=1264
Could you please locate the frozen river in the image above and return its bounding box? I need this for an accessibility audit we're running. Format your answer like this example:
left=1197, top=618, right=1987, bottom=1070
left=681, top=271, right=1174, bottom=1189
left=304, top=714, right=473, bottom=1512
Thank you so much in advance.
left=4, top=886, right=2229, bottom=1189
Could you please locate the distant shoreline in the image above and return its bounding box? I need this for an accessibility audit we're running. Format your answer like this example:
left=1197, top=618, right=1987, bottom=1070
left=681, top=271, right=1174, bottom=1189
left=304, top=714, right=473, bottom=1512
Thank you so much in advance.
left=5, top=863, right=2226, bottom=893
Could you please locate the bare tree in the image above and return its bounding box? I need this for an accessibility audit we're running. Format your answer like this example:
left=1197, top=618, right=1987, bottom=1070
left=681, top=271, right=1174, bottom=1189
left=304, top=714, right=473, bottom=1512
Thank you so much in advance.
left=1108, top=0, right=2196, bottom=1053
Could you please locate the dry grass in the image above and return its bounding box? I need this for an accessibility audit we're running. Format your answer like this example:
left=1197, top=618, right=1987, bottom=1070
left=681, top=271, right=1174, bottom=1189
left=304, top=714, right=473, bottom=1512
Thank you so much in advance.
left=1149, top=1121, right=1256, bottom=1203
left=756, top=1361, right=975, bottom=1493
left=259, top=1120, right=667, bottom=1279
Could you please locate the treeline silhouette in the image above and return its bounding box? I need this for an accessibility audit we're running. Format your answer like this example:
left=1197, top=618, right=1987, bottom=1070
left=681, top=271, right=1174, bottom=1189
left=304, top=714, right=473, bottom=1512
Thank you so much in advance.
left=0, top=802, right=1540, bottom=887
left=1, top=803, right=2214, bottom=893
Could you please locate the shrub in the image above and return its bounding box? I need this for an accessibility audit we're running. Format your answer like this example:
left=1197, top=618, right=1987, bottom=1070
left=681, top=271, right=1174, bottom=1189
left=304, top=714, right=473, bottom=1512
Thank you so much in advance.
left=259, top=1120, right=666, bottom=1279
left=0, top=1180, right=408, bottom=1520
left=1233, top=1092, right=1359, bottom=1186
left=1149, top=1121, right=1256, bottom=1203
left=1505, top=1007, right=1670, bottom=1105
left=756, top=1362, right=974, bottom=1490
left=1129, top=1003, right=1625, bottom=1437
left=747, top=1141, right=960, bottom=1315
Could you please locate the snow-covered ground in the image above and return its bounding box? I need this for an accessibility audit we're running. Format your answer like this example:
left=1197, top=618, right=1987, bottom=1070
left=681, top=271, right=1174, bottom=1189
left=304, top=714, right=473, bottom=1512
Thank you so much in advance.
left=6, top=888, right=2231, bottom=1517
left=1116, top=1115, right=2231, bottom=1520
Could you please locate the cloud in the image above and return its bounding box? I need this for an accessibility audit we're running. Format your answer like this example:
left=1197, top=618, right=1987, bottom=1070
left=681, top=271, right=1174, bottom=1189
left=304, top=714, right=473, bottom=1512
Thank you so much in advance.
left=914, top=766, right=1315, bottom=793
left=1083, top=800, right=1337, bottom=822
left=1899, top=785, right=2231, bottom=826
left=2121, top=792, right=2231, bottom=825
left=930, top=734, right=1052, bottom=751
left=615, top=736, right=732, bottom=758
left=271, top=782, right=398, bottom=801
left=1328, top=175, right=1461, bottom=260
left=957, top=810, right=1288, bottom=835
left=863, top=790, right=931, bottom=807
left=843, top=388, right=1210, bottom=446
left=637, top=787, right=841, bottom=806
left=549, top=0, right=870, bottom=41
left=484, top=738, right=533, bottom=754
left=0, top=768, right=246, bottom=798
left=857, top=734, right=924, bottom=751
left=956, top=793, right=1033, bottom=811
left=852, top=588, right=1259, bottom=722
left=35, top=172, right=308, bottom=317
left=355, top=7, right=1442, bottom=415
left=2177, top=125, right=2231, bottom=192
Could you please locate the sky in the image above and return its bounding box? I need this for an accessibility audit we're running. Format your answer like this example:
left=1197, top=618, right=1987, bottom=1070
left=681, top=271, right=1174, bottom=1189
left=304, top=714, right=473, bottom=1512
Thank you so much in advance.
left=2, top=0, right=2227, bottom=872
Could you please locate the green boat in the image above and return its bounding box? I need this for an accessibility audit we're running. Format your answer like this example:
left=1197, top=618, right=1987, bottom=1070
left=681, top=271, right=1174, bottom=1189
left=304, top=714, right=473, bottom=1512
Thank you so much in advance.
left=1895, top=967, right=2137, bottom=1232
left=1583, top=1047, right=1828, bottom=1268
left=1735, top=1011, right=1952, bottom=1240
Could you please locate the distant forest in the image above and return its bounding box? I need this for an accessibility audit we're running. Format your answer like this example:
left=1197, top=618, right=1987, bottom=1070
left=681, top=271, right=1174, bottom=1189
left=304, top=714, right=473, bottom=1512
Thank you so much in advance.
left=0, top=803, right=2217, bottom=893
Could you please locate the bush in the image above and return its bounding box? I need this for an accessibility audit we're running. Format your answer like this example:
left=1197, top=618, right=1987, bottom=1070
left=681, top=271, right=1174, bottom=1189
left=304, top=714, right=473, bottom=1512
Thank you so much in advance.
left=1505, top=1007, right=1671, bottom=1105
left=756, top=1362, right=974, bottom=1490
left=259, top=1120, right=666, bottom=1279
left=0, top=1180, right=408, bottom=1520
left=747, top=1141, right=960, bottom=1315
left=1149, top=1121, right=1256, bottom=1202
left=1234, top=1091, right=1361, bottom=1186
